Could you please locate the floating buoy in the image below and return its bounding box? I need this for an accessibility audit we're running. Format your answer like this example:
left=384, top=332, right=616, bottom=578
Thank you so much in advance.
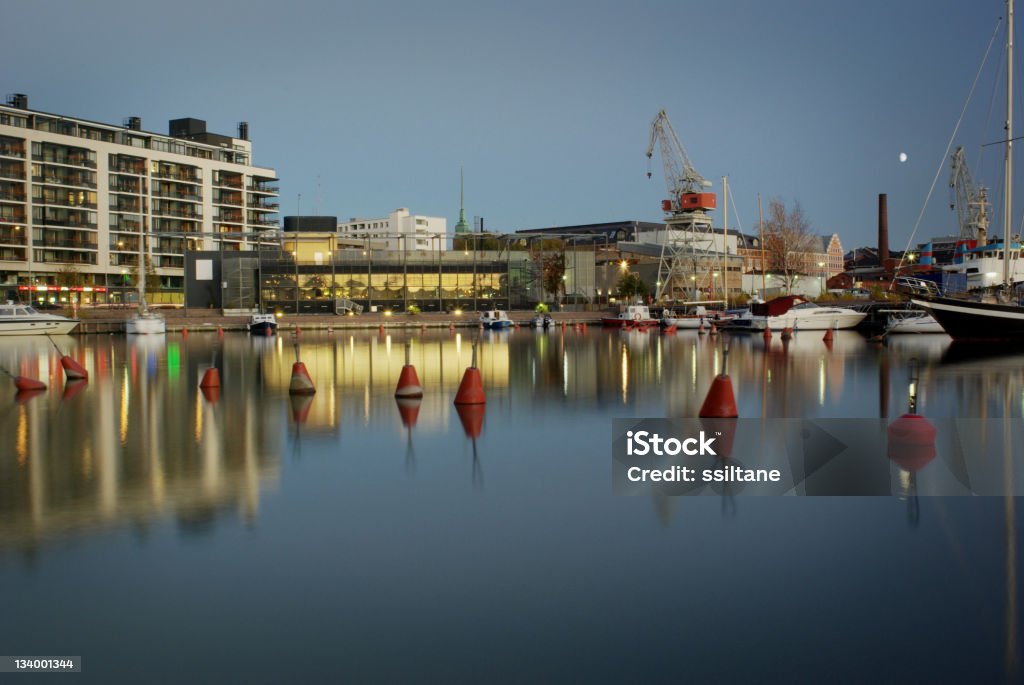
left=478, top=322, right=484, bottom=331
left=762, top=327, right=772, bottom=341
left=421, top=324, right=427, bottom=333
left=454, top=342, right=485, bottom=405
left=514, top=322, right=520, bottom=329
left=200, top=385, right=221, bottom=404
left=295, top=326, right=301, bottom=337
left=60, top=355, right=88, bottom=381
left=395, top=342, right=423, bottom=398
left=449, top=323, right=455, bottom=333
left=663, top=325, right=677, bottom=334
left=582, top=323, right=587, bottom=332
left=699, top=345, right=738, bottom=418
left=181, top=327, right=188, bottom=338
left=710, top=323, right=718, bottom=336
left=218, top=327, right=224, bottom=337
left=14, top=375, right=46, bottom=392
left=289, top=361, right=316, bottom=395
left=781, top=327, right=793, bottom=340
left=327, top=327, right=333, bottom=334
left=199, top=367, right=221, bottom=388
left=561, top=321, right=567, bottom=330
left=698, top=323, right=706, bottom=335
left=822, top=328, right=834, bottom=342
left=379, top=324, right=386, bottom=335
left=887, top=413, right=937, bottom=472
left=454, top=367, right=485, bottom=404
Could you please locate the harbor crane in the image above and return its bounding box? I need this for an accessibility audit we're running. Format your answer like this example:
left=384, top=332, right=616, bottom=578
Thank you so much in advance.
left=645, top=109, right=718, bottom=302
left=949, top=146, right=990, bottom=244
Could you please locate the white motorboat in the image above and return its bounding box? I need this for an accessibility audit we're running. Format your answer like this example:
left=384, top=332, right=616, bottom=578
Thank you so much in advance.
left=884, top=311, right=946, bottom=335
left=0, top=301, right=79, bottom=336
left=480, top=310, right=513, bottom=329
left=727, top=296, right=867, bottom=331
left=602, top=304, right=659, bottom=328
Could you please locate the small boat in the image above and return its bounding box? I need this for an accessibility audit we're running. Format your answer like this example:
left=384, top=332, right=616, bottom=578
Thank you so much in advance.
left=530, top=313, right=556, bottom=329
left=125, top=304, right=165, bottom=335
left=726, top=295, right=867, bottom=331
left=884, top=311, right=946, bottom=334
left=480, top=310, right=513, bottom=329
left=662, top=302, right=735, bottom=329
left=0, top=301, right=79, bottom=336
left=602, top=304, right=659, bottom=328
left=248, top=313, right=278, bottom=335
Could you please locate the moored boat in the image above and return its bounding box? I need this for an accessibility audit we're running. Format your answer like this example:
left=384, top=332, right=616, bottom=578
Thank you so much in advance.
left=725, top=295, right=866, bottom=331
left=248, top=313, right=278, bottom=335
left=530, top=313, right=556, bottom=329
left=125, top=306, right=165, bottom=335
left=884, top=310, right=946, bottom=335
left=662, top=302, right=735, bottom=329
left=480, top=309, right=513, bottom=329
left=0, top=301, right=79, bottom=336
left=602, top=304, right=659, bottom=328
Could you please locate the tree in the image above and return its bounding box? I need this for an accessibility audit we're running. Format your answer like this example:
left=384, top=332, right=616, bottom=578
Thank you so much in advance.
left=616, top=272, right=647, bottom=301
left=55, top=263, right=84, bottom=288
left=540, top=253, right=566, bottom=304
left=130, top=254, right=161, bottom=293
left=763, top=198, right=816, bottom=294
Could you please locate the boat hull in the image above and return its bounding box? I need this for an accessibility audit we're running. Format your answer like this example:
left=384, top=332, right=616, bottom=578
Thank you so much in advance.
left=483, top=320, right=513, bottom=329
left=911, top=296, right=1024, bottom=341
left=734, top=310, right=866, bottom=331
left=885, top=314, right=946, bottom=335
left=249, top=322, right=277, bottom=335
left=0, top=319, right=79, bottom=336
left=125, top=315, right=166, bottom=335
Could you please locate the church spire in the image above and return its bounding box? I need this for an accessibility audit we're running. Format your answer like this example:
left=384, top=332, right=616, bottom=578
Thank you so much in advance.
left=454, top=167, right=469, bottom=234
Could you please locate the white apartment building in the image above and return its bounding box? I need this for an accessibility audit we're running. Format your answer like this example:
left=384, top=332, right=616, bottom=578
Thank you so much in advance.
left=338, top=208, right=447, bottom=252
left=0, top=94, right=279, bottom=297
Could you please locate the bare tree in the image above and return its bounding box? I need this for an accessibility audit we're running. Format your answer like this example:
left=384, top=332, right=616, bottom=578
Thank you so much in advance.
left=763, top=198, right=815, bottom=294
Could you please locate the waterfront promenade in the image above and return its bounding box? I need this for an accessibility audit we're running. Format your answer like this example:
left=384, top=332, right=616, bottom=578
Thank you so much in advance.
left=69, top=307, right=606, bottom=334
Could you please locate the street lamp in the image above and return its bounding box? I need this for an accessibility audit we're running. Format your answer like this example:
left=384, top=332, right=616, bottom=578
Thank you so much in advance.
left=817, top=261, right=825, bottom=297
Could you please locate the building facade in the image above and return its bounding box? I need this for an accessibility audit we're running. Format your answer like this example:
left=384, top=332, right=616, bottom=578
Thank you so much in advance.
left=0, top=95, right=278, bottom=304
left=337, top=208, right=447, bottom=252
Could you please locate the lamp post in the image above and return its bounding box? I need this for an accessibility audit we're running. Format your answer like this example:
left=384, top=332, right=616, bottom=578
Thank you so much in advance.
left=817, top=261, right=825, bottom=297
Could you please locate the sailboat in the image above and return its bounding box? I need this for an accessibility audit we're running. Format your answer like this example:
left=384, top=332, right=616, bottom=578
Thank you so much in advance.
left=125, top=226, right=166, bottom=335
left=913, top=0, right=1024, bottom=341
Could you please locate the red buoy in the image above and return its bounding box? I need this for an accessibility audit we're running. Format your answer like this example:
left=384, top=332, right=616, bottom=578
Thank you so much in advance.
left=781, top=327, right=793, bottom=340
left=15, top=388, right=46, bottom=403
left=454, top=367, right=485, bottom=405
left=822, top=328, right=834, bottom=342
left=663, top=325, right=677, bottom=334
left=199, top=367, right=221, bottom=388
left=60, top=355, right=88, bottom=381
left=200, top=385, right=221, bottom=404
left=449, top=323, right=455, bottom=333
left=887, top=413, right=937, bottom=472
left=62, top=378, right=88, bottom=401
left=698, top=323, right=706, bottom=335
left=395, top=364, right=423, bottom=398
left=699, top=375, right=738, bottom=418
left=379, top=324, right=386, bottom=335
left=710, top=323, right=718, bottom=336
left=289, top=361, right=316, bottom=395
left=218, top=327, right=224, bottom=337
left=295, top=326, right=302, bottom=337
left=181, top=327, right=188, bottom=338
left=14, top=376, right=46, bottom=392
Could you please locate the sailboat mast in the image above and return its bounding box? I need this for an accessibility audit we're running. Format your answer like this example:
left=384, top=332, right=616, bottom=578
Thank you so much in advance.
left=1006, top=0, right=1014, bottom=287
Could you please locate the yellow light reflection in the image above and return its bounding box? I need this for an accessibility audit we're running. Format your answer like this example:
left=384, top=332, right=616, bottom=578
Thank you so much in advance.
left=194, top=387, right=203, bottom=443
left=119, top=370, right=130, bottom=445
left=819, top=358, right=826, bottom=406
left=16, top=406, right=27, bottom=467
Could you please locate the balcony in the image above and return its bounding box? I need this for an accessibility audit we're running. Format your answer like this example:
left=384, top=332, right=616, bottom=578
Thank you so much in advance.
left=0, top=189, right=25, bottom=202
left=215, top=212, right=244, bottom=225
left=152, top=205, right=200, bottom=219
left=153, top=169, right=201, bottom=184
left=33, top=154, right=96, bottom=169
left=110, top=182, right=144, bottom=194
left=36, top=238, right=99, bottom=250
left=247, top=183, right=279, bottom=194
left=0, top=166, right=25, bottom=180
left=248, top=200, right=280, bottom=211
left=0, top=145, right=25, bottom=159
left=250, top=219, right=280, bottom=228
left=34, top=174, right=97, bottom=190
left=33, top=251, right=97, bottom=265
left=0, top=231, right=27, bottom=245
left=36, top=213, right=95, bottom=229
left=153, top=187, right=202, bottom=202
left=111, top=164, right=146, bottom=175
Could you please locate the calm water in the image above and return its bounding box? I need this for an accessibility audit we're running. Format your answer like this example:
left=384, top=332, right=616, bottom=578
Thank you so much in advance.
left=0, top=327, right=1021, bottom=683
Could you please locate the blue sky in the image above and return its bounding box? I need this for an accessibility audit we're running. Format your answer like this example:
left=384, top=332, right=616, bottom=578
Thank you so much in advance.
left=2, top=0, right=1015, bottom=251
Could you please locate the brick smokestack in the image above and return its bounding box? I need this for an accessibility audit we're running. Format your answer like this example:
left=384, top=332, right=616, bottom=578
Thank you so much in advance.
left=878, top=193, right=890, bottom=267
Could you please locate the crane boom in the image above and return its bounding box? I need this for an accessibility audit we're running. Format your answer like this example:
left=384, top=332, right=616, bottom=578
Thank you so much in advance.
left=646, top=109, right=715, bottom=214
left=949, top=146, right=989, bottom=244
